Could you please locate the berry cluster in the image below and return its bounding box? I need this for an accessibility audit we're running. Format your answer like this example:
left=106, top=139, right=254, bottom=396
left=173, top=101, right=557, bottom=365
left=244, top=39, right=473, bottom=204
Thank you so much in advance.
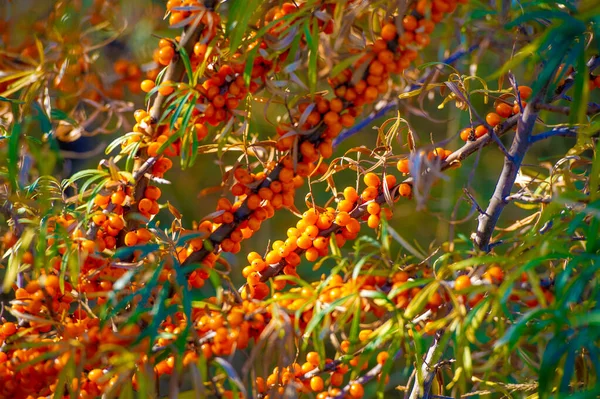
left=460, top=85, right=532, bottom=141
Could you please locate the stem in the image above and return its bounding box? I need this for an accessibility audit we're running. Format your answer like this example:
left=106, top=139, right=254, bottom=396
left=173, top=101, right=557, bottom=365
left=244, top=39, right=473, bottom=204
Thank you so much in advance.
left=473, top=92, right=545, bottom=251
left=408, top=330, right=444, bottom=399
left=332, top=44, right=479, bottom=148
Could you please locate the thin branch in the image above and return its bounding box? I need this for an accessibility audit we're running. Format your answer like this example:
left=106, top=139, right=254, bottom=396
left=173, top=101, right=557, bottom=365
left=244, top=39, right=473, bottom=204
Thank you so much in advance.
left=529, top=127, right=577, bottom=143
left=329, top=349, right=404, bottom=399
left=535, top=102, right=600, bottom=116
left=332, top=44, right=479, bottom=148
left=408, top=330, right=445, bottom=399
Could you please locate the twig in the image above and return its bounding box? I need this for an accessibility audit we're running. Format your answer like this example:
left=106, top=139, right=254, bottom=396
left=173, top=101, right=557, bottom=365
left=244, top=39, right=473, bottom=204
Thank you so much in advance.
left=529, top=127, right=577, bottom=143
left=332, top=44, right=479, bottom=148
left=462, top=188, right=488, bottom=216
left=535, top=102, right=600, bottom=116
left=332, top=100, right=399, bottom=148
left=329, top=349, right=404, bottom=399
left=408, top=330, right=444, bottom=399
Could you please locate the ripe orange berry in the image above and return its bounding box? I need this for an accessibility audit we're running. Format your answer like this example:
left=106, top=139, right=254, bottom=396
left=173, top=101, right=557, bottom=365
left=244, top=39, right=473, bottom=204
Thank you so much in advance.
left=108, top=215, right=125, bottom=230
left=474, top=125, right=488, bottom=138
left=306, top=351, right=320, bottom=365
left=1, top=322, right=17, bottom=336
left=158, top=82, right=174, bottom=96
left=145, top=186, right=162, bottom=200
left=111, top=190, right=126, bottom=206
left=398, top=183, right=411, bottom=197
left=484, top=265, right=504, bottom=284
left=140, top=79, right=155, bottom=93
left=377, top=351, right=389, bottom=365
left=518, top=85, right=532, bottom=100
left=343, top=187, right=359, bottom=203
left=381, top=23, right=397, bottom=41
left=485, top=112, right=502, bottom=127
left=305, top=247, right=319, bottom=262
left=349, top=382, right=364, bottom=398
left=455, top=275, right=472, bottom=291
left=330, top=372, right=344, bottom=386
left=310, top=376, right=324, bottom=391
left=124, top=231, right=138, bottom=246
left=495, top=102, right=513, bottom=118
left=367, top=202, right=381, bottom=215
left=402, top=15, right=418, bottom=31
left=367, top=214, right=380, bottom=229
left=363, top=172, right=380, bottom=188
left=138, top=198, right=153, bottom=213
left=87, top=369, right=104, bottom=383
left=136, top=228, right=153, bottom=242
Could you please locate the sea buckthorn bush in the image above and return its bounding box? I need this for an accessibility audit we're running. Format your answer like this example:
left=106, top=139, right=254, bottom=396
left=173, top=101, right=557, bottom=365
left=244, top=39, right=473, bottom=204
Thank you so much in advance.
left=1, top=0, right=599, bottom=398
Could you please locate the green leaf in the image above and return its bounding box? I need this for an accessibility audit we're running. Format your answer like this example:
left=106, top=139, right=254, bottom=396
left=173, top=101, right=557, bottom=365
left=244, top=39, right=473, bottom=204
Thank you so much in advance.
left=226, top=0, right=261, bottom=53
left=8, top=109, right=21, bottom=191
left=495, top=308, right=556, bottom=351
left=243, top=45, right=259, bottom=88
left=539, top=333, right=568, bottom=398
left=330, top=53, right=364, bottom=79
left=305, top=19, right=319, bottom=96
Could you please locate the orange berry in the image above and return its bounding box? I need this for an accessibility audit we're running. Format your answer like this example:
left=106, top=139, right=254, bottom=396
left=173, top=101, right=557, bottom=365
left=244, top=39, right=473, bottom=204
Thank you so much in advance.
left=138, top=198, right=153, bottom=213
left=518, top=85, right=532, bottom=100
left=460, top=127, right=473, bottom=142
left=349, top=382, right=364, bottom=398
left=454, top=275, right=472, bottom=291
left=343, top=187, right=359, bottom=203
left=305, top=247, right=319, bottom=262
left=377, top=351, right=389, bottom=365
left=485, top=112, right=502, bottom=127
left=367, top=214, right=380, bottom=229
left=145, top=186, right=162, bottom=200
left=381, top=23, right=397, bottom=41
left=495, top=102, right=513, bottom=118
left=140, top=79, right=155, bottom=93
left=306, top=351, right=320, bottom=365
left=474, top=125, right=488, bottom=138
left=111, top=190, right=126, bottom=205
left=402, top=15, right=418, bottom=31
left=399, top=183, right=411, bottom=197
left=158, top=82, right=174, bottom=96
left=124, top=231, right=138, bottom=246
left=484, top=265, right=504, bottom=284
left=310, top=376, right=324, bottom=392
left=367, top=202, right=380, bottom=215
left=1, top=322, right=17, bottom=336
left=88, top=369, right=104, bottom=383
left=108, top=215, right=125, bottom=230
left=363, top=172, right=380, bottom=188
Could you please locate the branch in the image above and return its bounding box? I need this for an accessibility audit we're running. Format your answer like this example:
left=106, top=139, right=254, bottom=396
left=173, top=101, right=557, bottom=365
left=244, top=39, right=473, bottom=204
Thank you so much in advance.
left=256, top=115, right=521, bottom=282
left=408, top=330, right=445, bottom=399
left=473, top=97, right=540, bottom=251
left=329, top=349, right=404, bottom=399
left=332, top=100, right=399, bottom=148
left=535, top=102, right=600, bottom=116
left=129, top=14, right=206, bottom=211
left=85, top=12, right=206, bottom=241
left=529, top=127, right=577, bottom=143
left=332, top=44, right=479, bottom=148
